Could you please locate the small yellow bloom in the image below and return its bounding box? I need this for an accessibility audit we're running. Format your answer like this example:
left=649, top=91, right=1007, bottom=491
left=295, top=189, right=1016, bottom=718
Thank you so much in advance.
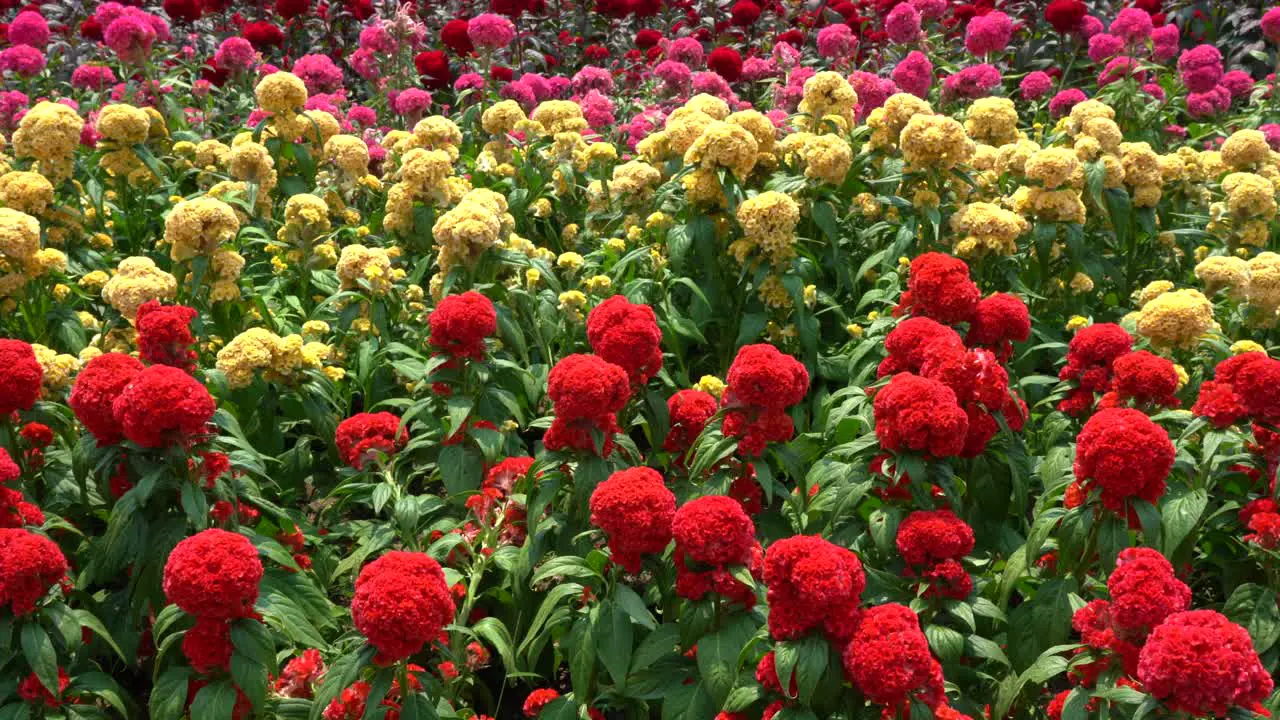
left=1231, top=340, right=1266, bottom=355
left=1066, top=315, right=1090, bottom=331
left=556, top=252, right=584, bottom=271
left=694, top=375, right=726, bottom=399
left=846, top=324, right=864, bottom=338
left=525, top=268, right=542, bottom=288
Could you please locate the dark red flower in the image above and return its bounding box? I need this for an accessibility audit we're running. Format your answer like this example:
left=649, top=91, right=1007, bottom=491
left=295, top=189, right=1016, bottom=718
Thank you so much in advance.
left=663, top=389, right=718, bottom=455
left=586, top=295, right=664, bottom=385
left=873, top=373, right=969, bottom=458
left=1137, top=610, right=1273, bottom=717
left=136, top=300, right=199, bottom=372
left=1044, top=0, right=1086, bottom=33
left=415, top=50, right=454, bottom=90
left=242, top=22, right=284, bottom=50
left=708, top=46, right=743, bottom=81
left=441, top=19, right=474, bottom=55
left=182, top=617, right=233, bottom=673
left=276, top=0, right=311, bottom=19
left=0, top=339, right=42, bottom=416
left=1107, top=547, right=1190, bottom=633
left=589, top=467, right=676, bottom=573
left=900, top=253, right=980, bottom=325
left=112, top=365, right=216, bottom=449
left=334, top=412, right=407, bottom=470
left=69, top=353, right=145, bottom=446
left=352, top=552, right=455, bottom=662
left=19, top=422, right=52, bottom=448
left=163, top=528, right=263, bottom=619
left=730, top=0, right=761, bottom=25
left=843, top=603, right=945, bottom=711
left=635, top=29, right=662, bottom=49
left=0, top=527, right=66, bottom=615
left=429, top=291, right=496, bottom=360
left=763, top=534, right=865, bottom=642
left=1073, top=408, right=1174, bottom=513
left=896, top=509, right=975, bottom=566
left=17, top=668, right=69, bottom=707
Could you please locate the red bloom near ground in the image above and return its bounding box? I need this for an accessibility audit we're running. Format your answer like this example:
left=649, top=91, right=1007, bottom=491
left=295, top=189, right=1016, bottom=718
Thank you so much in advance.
left=429, top=291, right=497, bottom=360
left=895, top=509, right=975, bottom=566
left=136, top=300, right=199, bottom=372
left=69, top=353, right=145, bottom=446
left=1137, top=610, right=1274, bottom=717
left=1106, top=547, right=1190, bottom=633
left=588, top=467, right=676, bottom=573
left=763, top=534, right=865, bottom=642
left=162, top=528, right=263, bottom=619
left=843, top=603, right=945, bottom=711
left=351, top=551, right=455, bottom=662
left=0, top=527, right=67, bottom=615
left=334, top=412, right=407, bottom=469
left=901, top=253, right=980, bottom=325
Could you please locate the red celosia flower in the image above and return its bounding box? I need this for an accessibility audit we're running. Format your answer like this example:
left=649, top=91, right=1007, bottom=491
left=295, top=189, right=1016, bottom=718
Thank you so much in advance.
left=545, top=354, right=631, bottom=456
left=901, top=253, right=980, bottom=325
left=182, top=616, right=233, bottom=673
left=730, top=0, right=761, bottom=25
left=163, top=528, right=263, bottom=619
left=896, top=509, right=975, bottom=566
left=242, top=21, right=284, bottom=49
left=441, top=19, right=474, bottom=55
left=1108, top=350, right=1180, bottom=409
left=664, top=389, right=718, bottom=455
left=162, top=0, right=202, bottom=23
left=0, top=447, right=18, bottom=485
left=69, top=353, right=145, bottom=446
left=466, top=641, right=490, bottom=669
left=588, top=467, right=676, bottom=573
left=878, top=317, right=965, bottom=376
left=873, top=373, right=969, bottom=457
left=586, top=295, right=664, bottom=385
left=635, top=29, right=662, bottom=48
left=484, top=456, right=535, bottom=495
left=1195, top=352, right=1280, bottom=426
left=429, top=291, right=497, bottom=360
left=724, top=344, right=809, bottom=411
left=843, top=603, right=945, bottom=711
left=136, top=300, right=199, bottom=372
left=0, top=527, right=67, bottom=615
left=1107, top=547, right=1190, bottom=633
left=322, top=681, right=371, bottom=720
left=276, top=0, right=311, bottom=19
left=965, top=293, right=1030, bottom=361
left=275, top=649, right=325, bottom=699
left=1137, top=610, right=1274, bottom=717
left=334, top=412, right=407, bottom=470
left=755, top=652, right=798, bottom=696
left=918, top=558, right=972, bottom=599
left=1245, top=511, right=1280, bottom=548
left=1059, top=323, right=1133, bottom=398
left=523, top=688, right=560, bottom=718
left=112, top=365, right=216, bottom=449
left=19, top=422, right=52, bottom=448
left=920, top=347, right=1009, bottom=408
left=415, top=50, right=453, bottom=89
left=1192, top=380, right=1247, bottom=428
left=708, top=46, right=743, bottom=81
left=351, top=551, right=455, bottom=662
left=1044, top=0, right=1087, bottom=33
left=1073, top=408, right=1174, bottom=513
left=17, top=667, right=69, bottom=707
left=0, top=339, right=42, bottom=416
left=763, top=534, right=865, bottom=642
left=673, top=495, right=756, bottom=566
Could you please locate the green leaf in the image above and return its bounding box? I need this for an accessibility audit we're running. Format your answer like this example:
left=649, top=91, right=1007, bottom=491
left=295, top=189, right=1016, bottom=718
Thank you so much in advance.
left=472, top=617, right=518, bottom=680
left=615, top=585, right=656, bottom=630
left=722, top=685, right=763, bottom=712
left=310, top=646, right=374, bottom=720
left=230, top=619, right=276, bottom=671
left=230, top=654, right=268, bottom=711
left=1160, top=488, right=1207, bottom=557
left=74, top=610, right=127, bottom=663
left=150, top=668, right=192, bottom=720
left=1223, top=584, right=1280, bottom=654
left=567, top=612, right=597, bottom=701
left=190, top=679, right=237, bottom=720
left=438, top=445, right=482, bottom=495
left=695, top=616, right=756, bottom=706
left=20, top=623, right=58, bottom=696
left=792, top=635, right=828, bottom=705
left=67, top=671, right=130, bottom=717
left=925, top=625, right=965, bottom=664
left=1062, top=687, right=1089, bottom=720
left=629, top=624, right=681, bottom=676
left=595, top=601, right=633, bottom=691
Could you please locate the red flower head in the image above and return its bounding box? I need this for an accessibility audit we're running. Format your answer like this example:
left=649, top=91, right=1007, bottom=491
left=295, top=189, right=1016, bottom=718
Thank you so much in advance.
left=663, top=389, right=718, bottom=454
left=901, top=253, right=980, bottom=326
left=1137, top=610, right=1273, bottom=717
left=17, top=667, right=69, bottom=707
left=242, top=21, right=284, bottom=50
left=896, top=509, right=975, bottom=566
left=0, top=528, right=67, bottom=615
left=69, top=353, right=145, bottom=446
left=1192, top=380, right=1246, bottom=428
left=919, top=558, right=972, bottom=599
left=965, top=293, right=1030, bottom=361
left=163, top=528, right=263, bottom=619
left=843, top=603, right=945, bottom=711
left=547, top=354, right=631, bottom=419
left=1107, top=547, right=1190, bottom=633
left=20, top=422, right=52, bottom=448
left=112, top=365, right=216, bottom=449
left=589, top=467, right=676, bottom=573
left=352, top=551, right=455, bottom=662
left=484, top=456, right=535, bottom=496
left=162, top=0, right=202, bottom=23
left=1073, top=408, right=1174, bottom=513
left=586, top=295, right=664, bottom=385
left=1044, top=0, right=1086, bottom=33
left=523, top=688, right=561, bottom=718
left=1108, top=350, right=1180, bottom=409
left=136, top=300, right=199, bottom=372
left=1059, top=323, right=1132, bottom=393
left=763, top=534, right=865, bottom=642
left=873, top=373, right=969, bottom=458
left=1203, top=352, right=1280, bottom=425
left=275, top=649, right=326, bottom=699
left=879, top=317, right=965, bottom=376
left=673, top=495, right=755, bottom=565
left=755, top=651, right=798, bottom=696
left=635, top=29, right=662, bottom=49
left=724, top=344, right=809, bottom=411
left=0, top=447, right=18, bottom=484
left=0, top=339, right=42, bottom=415
left=708, top=46, right=743, bottom=81
left=441, top=19, right=474, bottom=55
left=182, top=616, right=233, bottom=673
left=920, top=347, right=1009, bottom=408
left=334, top=412, right=407, bottom=470
left=415, top=50, right=453, bottom=89
left=730, top=0, right=761, bottom=25
left=276, top=0, right=311, bottom=20
left=429, top=291, right=497, bottom=360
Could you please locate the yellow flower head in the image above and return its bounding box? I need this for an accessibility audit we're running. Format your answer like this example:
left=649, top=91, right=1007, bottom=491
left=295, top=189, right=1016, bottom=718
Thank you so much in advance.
left=96, top=104, right=151, bottom=146
left=255, top=72, right=309, bottom=115
left=165, top=197, right=241, bottom=261
left=101, top=256, right=178, bottom=320
left=1136, top=288, right=1216, bottom=349
left=694, top=375, right=726, bottom=399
